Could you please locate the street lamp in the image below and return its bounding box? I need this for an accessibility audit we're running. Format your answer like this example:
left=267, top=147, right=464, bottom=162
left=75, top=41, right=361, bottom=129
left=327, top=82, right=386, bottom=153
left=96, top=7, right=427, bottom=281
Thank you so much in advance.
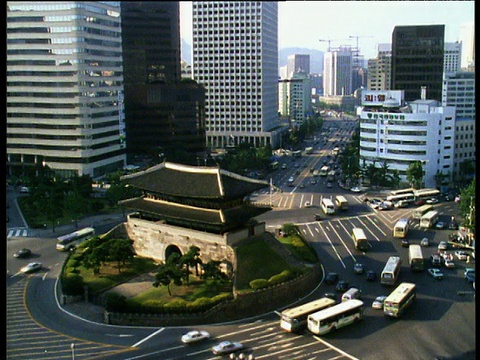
left=71, top=343, right=75, bottom=360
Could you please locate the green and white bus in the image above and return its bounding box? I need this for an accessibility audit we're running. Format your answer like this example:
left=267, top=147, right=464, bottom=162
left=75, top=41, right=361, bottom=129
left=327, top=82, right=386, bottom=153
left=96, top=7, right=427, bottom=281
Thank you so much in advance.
left=56, top=227, right=96, bottom=251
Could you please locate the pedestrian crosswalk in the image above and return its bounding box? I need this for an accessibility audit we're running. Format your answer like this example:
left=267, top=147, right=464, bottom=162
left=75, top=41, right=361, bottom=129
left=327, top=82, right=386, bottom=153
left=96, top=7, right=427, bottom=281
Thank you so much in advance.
left=7, top=228, right=29, bottom=238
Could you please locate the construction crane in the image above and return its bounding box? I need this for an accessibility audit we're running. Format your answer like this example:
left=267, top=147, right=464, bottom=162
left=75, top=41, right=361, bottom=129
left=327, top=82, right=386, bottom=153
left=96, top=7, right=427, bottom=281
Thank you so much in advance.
left=349, top=35, right=373, bottom=51
left=319, top=38, right=350, bottom=52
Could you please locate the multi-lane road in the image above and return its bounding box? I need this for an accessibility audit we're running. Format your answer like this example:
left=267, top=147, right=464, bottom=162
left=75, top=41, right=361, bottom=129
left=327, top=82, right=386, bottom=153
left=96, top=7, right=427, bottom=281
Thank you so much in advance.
left=7, top=118, right=475, bottom=359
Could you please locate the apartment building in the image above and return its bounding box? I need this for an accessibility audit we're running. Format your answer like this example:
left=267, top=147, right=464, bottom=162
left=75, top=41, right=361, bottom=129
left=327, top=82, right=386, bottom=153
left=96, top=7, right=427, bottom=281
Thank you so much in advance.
left=278, top=72, right=312, bottom=127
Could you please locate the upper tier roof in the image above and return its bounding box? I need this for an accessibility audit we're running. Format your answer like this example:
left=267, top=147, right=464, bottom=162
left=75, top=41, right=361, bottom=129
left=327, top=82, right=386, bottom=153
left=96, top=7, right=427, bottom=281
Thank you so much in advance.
left=120, top=161, right=269, bottom=200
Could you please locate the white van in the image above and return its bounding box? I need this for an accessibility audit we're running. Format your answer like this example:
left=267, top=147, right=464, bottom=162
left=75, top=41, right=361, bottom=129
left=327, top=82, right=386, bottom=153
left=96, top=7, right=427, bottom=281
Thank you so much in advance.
left=341, top=287, right=361, bottom=302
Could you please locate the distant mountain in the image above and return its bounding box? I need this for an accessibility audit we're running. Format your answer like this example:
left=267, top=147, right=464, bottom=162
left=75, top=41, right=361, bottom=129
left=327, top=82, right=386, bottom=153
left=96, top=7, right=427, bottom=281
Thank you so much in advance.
left=181, top=41, right=323, bottom=74
left=279, top=47, right=324, bottom=74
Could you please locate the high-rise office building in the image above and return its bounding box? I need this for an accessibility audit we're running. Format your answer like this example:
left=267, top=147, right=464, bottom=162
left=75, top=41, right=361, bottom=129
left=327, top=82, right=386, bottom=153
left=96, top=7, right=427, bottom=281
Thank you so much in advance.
left=287, top=54, right=310, bottom=77
left=391, top=25, right=445, bottom=102
left=323, top=47, right=353, bottom=97
left=121, top=2, right=206, bottom=165
left=367, top=43, right=391, bottom=91
left=444, top=42, right=462, bottom=74
left=459, top=22, right=475, bottom=70
left=278, top=72, right=312, bottom=127
left=192, top=1, right=283, bottom=149
left=6, top=1, right=126, bottom=179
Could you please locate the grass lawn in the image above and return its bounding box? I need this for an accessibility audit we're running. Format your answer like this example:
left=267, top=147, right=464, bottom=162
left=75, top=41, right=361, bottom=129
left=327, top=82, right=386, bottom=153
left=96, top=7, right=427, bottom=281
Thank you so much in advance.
left=235, top=238, right=296, bottom=290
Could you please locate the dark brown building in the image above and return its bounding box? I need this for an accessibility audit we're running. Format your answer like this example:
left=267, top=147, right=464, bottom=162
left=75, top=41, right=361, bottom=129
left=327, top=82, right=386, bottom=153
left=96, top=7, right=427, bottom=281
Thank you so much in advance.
left=391, top=25, right=445, bottom=102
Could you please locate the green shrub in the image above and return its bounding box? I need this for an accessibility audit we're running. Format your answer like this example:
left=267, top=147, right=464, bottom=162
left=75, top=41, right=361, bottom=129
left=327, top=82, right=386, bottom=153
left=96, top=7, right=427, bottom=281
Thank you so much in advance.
left=62, top=274, right=85, bottom=296
left=104, top=292, right=128, bottom=312
left=249, top=278, right=269, bottom=289
left=268, top=270, right=294, bottom=285
left=164, top=299, right=187, bottom=311
left=189, top=297, right=212, bottom=308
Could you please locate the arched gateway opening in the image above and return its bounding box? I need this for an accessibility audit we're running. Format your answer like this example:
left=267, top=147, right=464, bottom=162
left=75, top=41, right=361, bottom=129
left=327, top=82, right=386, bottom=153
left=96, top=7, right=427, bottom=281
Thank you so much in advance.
left=165, top=244, right=182, bottom=261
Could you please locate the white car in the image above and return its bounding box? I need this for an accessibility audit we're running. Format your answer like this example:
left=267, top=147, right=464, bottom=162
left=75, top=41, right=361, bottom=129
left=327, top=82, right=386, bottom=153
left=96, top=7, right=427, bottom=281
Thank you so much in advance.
left=372, top=295, right=387, bottom=310
left=426, top=198, right=439, bottom=204
left=211, top=341, right=244, bottom=355
left=20, top=262, right=42, bottom=274
left=455, top=251, right=468, bottom=261
left=420, top=237, right=429, bottom=247
left=181, top=330, right=210, bottom=344
left=350, top=186, right=361, bottom=193
left=438, top=241, right=448, bottom=251
left=444, top=259, right=455, bottom=269
left=304, top=201, right=312, bottom=208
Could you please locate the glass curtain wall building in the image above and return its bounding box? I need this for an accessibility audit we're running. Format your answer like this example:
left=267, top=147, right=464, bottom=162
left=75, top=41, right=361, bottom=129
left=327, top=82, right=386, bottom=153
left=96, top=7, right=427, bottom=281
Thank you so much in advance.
left=7, top=1, right=126, bottom=179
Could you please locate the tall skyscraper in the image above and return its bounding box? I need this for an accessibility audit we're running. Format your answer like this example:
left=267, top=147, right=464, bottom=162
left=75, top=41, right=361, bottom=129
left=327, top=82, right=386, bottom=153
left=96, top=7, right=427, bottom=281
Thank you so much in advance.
left=391, top=25, right=445, bottom=102
left=459, top=22, right=475, bottom=70
left=7, top=1, right=126, bottom=179
left=192, top=1, right=282, bottom=149
left=323, top=47, right=353, bottom=97
left=287, top=54, right=310, bottom=77
left=121, top=2, right=206, bottom=165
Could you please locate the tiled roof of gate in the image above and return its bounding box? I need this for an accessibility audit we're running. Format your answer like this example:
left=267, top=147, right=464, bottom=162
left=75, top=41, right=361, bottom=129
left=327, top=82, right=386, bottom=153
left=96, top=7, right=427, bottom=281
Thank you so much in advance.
left=121, top=161, right=269, bottom=199
left=120, top=197, right=271, bottom=226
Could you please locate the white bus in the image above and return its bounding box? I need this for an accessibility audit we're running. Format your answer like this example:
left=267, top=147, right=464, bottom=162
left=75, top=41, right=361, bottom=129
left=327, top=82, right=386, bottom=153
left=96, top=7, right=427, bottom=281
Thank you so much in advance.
left=386, top=193, right=415, bottom=203
left=56, top=227, right=96, bottom=251
left=412, top=204, right=433, bottom=219
left=335, top=195, right=349, bottom=211
left=419, top=210, right=439, bottom=229
left=319, top=166, right=330, bottom=176
left=383, top=282, right=416, bottom=318
left=414, top=188, right=440, bottom=200
left=307, top=299, right=364, bottom=335
left=393, top=219, right=409, bottom=238
left=352, top=228, right=369, bottom=251
left=321, top=198, right=336, bottom=215
left=380, top=256, right=402, bottom=286
left=390, top=188, right=416, bottom=196
left=280, top=297, right=336, bottom=333
left=408, top=245, right=424, bottom=271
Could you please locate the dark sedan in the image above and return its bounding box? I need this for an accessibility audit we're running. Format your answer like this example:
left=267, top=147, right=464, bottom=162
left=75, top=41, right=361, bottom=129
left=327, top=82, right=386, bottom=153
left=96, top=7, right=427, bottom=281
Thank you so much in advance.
left=14, top=248, right=32, bottom=258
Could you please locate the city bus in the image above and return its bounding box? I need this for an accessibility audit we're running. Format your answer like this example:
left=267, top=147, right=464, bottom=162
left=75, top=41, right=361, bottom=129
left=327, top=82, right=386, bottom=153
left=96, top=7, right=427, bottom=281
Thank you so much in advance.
left=380, top=256, right=402, bottom=286
left=412, top=204, right=433, bottom=219
left=408, top=245, right=424, bottom=271
left=413, top=188, right=440, bottom=200
left=335, top=195, right=349, bottom=211
left=56, top=227, right=96, bottom=251
left=393, top=218, right=409, bottom=238
left=280, top=297, right=336, bottom=333
left=321, top=198, right=336, bottom=215
left=319, top=166, right=330, bottom=176
left=390, top=188, right=416, bottom=196
left=419, top=210, right=439, bottom=229
left=383, top=282, right=416, bottom=318
left=386, top=192, right=415, bottom=203
left=352, top=227, right=369, bottom=251
left=307, top=299, right=364, bottom=335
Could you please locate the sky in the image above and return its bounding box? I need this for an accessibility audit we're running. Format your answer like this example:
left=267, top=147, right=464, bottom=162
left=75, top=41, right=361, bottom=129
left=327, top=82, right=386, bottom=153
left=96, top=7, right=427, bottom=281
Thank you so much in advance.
left=179, top=1, right=474, bottom=60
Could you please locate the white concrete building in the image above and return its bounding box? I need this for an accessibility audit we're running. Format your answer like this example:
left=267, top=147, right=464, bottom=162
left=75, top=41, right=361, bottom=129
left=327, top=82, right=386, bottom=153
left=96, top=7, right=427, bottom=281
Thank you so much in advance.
left=442, top=71, right=476, bottom=182
left=359, top=90, right=456, bottom=188
left=192, top=1, right=283, bottom=149
left=278, top=72, right=312, bottom=127
left=6, top=1, right=126, bottom=179
left=323, top=47, right=353, bottom=97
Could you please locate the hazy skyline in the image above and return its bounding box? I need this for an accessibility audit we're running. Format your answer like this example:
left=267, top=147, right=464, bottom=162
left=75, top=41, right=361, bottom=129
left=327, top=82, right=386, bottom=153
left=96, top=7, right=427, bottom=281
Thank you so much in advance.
left=180, top=1, right=474, bottom=60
